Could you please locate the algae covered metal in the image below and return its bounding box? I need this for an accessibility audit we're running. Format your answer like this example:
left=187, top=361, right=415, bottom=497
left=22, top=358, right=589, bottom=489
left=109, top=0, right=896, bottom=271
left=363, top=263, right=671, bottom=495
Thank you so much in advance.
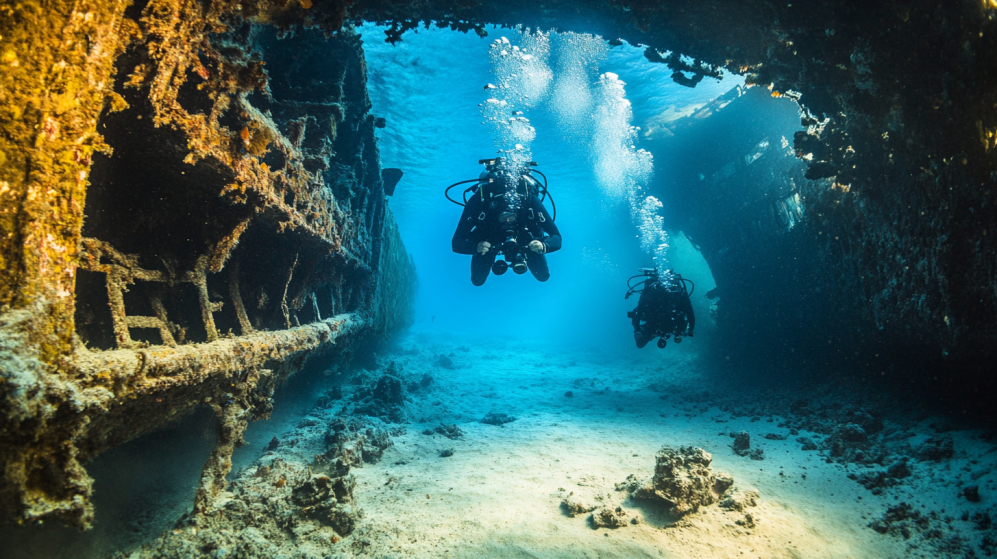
left=0, top=0, right=415, bottom=529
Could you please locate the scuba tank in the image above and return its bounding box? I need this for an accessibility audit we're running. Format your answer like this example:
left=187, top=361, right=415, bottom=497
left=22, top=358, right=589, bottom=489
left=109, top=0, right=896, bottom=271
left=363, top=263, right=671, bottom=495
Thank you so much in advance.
left=444, top=157, right=556, bottom=221
left=625, top=268, right=694, bottom=300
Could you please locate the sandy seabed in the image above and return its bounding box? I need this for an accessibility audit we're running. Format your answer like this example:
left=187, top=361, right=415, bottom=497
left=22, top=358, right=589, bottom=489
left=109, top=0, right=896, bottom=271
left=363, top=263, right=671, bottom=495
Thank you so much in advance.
left=179, top=325, right=995, bottom=559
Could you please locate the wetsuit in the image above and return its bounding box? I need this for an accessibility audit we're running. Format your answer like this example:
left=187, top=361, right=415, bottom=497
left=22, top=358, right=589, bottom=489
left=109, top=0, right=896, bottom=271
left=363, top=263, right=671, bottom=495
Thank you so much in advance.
left=451, top=189, right=561, bottom=286
left=631, top=276, right=695, bottom=348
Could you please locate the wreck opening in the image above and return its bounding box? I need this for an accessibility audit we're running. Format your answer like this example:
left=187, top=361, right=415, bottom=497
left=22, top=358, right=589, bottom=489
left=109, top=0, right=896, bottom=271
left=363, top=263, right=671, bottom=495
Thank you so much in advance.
left=361, top=24, right=814, bottom=354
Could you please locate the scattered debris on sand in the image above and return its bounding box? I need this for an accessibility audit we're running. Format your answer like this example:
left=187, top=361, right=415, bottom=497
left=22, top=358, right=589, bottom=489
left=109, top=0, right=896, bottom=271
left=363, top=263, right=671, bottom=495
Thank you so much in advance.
left=592, top=506, right=630, bottom=528
left=421, top=423, right=464, bottom=439
left=731, top=431, right=764, bottom=460
left=561, top=496, right=597, bottom=517
left=719, top=488, right=760, bottom=512
left=123, top=355, right=419, bottom=557
left=435, top=354, right=458, bottom=370
left=481, top=412, right=516, bottom=426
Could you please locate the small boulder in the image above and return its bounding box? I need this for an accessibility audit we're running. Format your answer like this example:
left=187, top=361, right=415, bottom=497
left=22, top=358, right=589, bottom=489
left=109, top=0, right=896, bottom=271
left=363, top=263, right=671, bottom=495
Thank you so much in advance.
left=961, top=485, right=981, bottom=503
left=372, top=375, right=404, bottom=405
left=628, top=446, right=734, bottom=517
left=591, top=506, right=629, bottom=528
left=360, top=428, right=393, bottom=464
left=886, top=458, right=912, bottom=479
left=731, top=432, right=763, bottom=459
left=732, top=431, right=751, bottom=453
left=561, top=497, right=596, bottom=517
left=481, top=412, right=516, bottom=426
left=719, top=488, right=759, bottom=512
left=436, top=354, right=457, bottom=370
left=430, top=423, right=464, bottom=440
left=915, top=436, right=954, bottom=462
left=796, top=436, right=819, bottom=451
left=735, top=512, right=757, bottom=528
left=838, top=424, right=869, bottom=444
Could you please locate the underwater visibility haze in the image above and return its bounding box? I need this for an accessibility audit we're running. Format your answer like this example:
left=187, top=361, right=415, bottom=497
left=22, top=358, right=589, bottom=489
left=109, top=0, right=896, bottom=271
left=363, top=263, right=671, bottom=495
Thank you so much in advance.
left=366, top=26, right=736, bottom=351
left=4, top=5, right=997, bottom=559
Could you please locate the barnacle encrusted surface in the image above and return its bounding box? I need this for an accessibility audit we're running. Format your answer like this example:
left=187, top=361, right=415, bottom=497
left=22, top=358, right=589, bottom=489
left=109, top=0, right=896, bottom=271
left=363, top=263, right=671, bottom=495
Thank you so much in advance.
left=0, top=0, right=415, bottom=529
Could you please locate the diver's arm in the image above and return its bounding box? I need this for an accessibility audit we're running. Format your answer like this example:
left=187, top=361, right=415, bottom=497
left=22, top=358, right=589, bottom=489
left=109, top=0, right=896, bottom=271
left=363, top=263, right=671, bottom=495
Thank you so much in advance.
left=451, top=197, right=481, bottom=255
left=680, top=295, right=696, bottom=333
left=631, top=306, right=642, bottom=330
left=631, top=290, right=650, bottom=330
left=535, top=199, right=562, bottom=253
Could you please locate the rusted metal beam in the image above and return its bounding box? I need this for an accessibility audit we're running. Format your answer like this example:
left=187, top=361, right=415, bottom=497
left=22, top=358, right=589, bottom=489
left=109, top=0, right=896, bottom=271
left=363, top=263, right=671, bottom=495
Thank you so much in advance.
left=72, top=313, right=367, bottom=394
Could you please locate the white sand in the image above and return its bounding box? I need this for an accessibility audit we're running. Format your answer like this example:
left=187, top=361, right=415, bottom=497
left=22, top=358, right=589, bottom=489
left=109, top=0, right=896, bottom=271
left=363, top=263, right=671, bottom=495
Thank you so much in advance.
left=342, top=328, right=912, bottom=558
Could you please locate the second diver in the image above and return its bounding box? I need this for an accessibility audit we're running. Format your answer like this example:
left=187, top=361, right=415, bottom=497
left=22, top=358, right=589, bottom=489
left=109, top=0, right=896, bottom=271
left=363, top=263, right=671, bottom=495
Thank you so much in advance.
left=450, top=158, right=562, bottom=286
left=626, top=267, right=696, bottom=349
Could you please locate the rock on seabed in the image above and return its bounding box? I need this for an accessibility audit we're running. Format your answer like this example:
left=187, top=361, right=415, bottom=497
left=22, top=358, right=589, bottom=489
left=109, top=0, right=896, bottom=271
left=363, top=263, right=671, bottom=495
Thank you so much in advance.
left=628, top=446, right=734, bottom=516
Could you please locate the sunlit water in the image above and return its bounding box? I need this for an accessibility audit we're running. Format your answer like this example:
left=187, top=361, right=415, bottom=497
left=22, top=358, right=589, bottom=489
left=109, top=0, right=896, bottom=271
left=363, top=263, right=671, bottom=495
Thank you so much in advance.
left=362, top=24, right=739, bottom=351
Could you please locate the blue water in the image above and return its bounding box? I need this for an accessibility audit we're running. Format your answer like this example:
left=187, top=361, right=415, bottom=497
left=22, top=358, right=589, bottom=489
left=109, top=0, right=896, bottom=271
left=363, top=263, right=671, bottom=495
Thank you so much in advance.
left=362, top=25, right=741, bottom=352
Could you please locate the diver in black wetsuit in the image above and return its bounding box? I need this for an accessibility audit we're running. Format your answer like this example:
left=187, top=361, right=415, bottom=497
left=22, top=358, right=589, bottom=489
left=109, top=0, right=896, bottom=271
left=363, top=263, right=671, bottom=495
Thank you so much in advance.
left=451, top=161, right=561, bottom=286
left=626, top=268, right=696, bottom=349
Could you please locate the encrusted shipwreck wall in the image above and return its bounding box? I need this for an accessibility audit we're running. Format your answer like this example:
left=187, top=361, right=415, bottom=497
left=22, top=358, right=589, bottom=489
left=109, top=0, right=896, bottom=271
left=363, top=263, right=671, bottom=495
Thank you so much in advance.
left=0, top=0, right=414, bottom=530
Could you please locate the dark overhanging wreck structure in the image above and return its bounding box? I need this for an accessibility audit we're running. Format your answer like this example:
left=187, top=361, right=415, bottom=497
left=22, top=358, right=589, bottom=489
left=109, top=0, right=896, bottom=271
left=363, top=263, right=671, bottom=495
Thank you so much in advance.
left=1, top=0, right=995, bottom=532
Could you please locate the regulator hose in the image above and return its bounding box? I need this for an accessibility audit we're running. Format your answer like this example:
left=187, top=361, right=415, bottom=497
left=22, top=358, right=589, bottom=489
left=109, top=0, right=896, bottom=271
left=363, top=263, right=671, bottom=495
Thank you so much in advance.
left=529, top=169, right=556, bottom=221
left=445, top=178, right=486, bottom=206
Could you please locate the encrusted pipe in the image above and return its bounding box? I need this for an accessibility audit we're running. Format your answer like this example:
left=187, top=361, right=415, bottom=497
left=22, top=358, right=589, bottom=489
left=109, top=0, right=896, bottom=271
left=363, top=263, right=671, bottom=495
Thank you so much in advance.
left=125, top=316, right=173, bottom=340
left=311, top=292, right=322, bottom=321
left=194, top=400, right=250, bottom=513
left=74, top=313, right=366, bottom=388
left=193, top=255, right=219, bottom=342
left=148, top=293, right=177, bottom=346
left=106, top=270, right=134, bottom=349
left=281, top=253, right=299, bottom=329
left=229, top=258, right=254, bottom=335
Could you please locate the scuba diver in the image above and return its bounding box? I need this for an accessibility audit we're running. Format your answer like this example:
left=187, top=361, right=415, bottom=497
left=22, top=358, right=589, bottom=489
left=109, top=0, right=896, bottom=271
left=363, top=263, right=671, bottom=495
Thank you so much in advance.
left=625, top=267, right=696, bottom=349
left=448, top=158, right=561, bottom=286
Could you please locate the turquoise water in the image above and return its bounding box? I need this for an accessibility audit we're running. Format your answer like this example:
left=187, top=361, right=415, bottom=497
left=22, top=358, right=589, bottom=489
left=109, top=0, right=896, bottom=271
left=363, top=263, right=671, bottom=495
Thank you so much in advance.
left=363, top=25, right=740, bottom=351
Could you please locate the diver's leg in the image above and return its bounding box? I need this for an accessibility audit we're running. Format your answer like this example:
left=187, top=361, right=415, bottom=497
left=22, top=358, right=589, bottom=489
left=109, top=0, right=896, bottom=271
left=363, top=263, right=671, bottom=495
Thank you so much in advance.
left=526, top=252, right=550, bottom=282
left=673, top=316, right=688, bottom=340
left=470, top=253, right=496, bottom=286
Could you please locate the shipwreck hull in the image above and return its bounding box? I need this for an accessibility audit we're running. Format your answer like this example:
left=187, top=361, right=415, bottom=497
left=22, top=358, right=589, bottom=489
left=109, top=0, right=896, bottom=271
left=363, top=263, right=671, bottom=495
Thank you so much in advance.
left=0, top=2, right=415, bottom=529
